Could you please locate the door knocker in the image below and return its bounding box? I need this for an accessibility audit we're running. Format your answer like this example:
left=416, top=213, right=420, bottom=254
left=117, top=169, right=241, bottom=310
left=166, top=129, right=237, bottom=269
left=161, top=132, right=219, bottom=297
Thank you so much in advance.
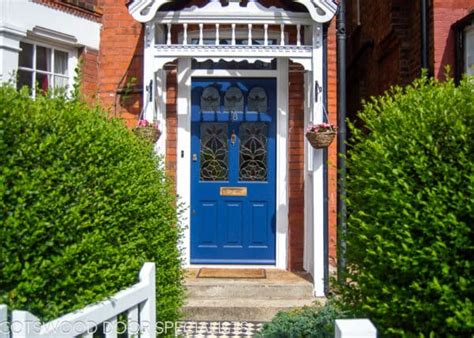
left=232, top=110, right=238, bottom=121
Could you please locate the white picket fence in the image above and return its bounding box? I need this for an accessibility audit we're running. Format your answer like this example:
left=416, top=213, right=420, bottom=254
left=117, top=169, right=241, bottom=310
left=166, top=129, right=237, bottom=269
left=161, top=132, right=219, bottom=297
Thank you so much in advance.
left=335, top=319, right=377, bottom=338
left=0, top=262, right=156, bottom=338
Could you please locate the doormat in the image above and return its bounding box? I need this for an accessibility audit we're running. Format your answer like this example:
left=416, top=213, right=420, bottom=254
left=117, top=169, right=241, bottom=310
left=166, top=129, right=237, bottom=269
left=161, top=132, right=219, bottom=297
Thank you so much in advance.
left=197, top=268, right=266, bottom=279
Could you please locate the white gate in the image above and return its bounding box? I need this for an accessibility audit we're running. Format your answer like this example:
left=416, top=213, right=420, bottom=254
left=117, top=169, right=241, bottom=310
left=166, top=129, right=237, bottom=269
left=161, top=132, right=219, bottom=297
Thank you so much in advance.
left=0, top=263, right=156, bottom=338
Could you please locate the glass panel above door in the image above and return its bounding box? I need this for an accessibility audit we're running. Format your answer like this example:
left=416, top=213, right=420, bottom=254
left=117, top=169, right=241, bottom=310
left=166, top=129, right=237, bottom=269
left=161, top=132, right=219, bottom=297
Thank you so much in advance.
left=201, top=86, right=220, bottom=113
left=224, top=87, right=244, bottom=113
left=248, top=87, right=268, bottom=113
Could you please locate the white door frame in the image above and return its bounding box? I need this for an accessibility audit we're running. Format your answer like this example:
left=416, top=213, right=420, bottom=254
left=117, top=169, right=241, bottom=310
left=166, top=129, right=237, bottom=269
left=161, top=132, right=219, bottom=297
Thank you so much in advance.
left=176, top=58, right=289, bottom=269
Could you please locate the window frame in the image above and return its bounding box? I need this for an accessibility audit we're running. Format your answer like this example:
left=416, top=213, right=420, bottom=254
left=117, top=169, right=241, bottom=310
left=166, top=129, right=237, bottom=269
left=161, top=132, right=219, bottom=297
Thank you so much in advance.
left=17, top=39, right=77, bottom=97
left=462, top=25, right=474, bottom=75
left=454, top=13, right=474, bottom=82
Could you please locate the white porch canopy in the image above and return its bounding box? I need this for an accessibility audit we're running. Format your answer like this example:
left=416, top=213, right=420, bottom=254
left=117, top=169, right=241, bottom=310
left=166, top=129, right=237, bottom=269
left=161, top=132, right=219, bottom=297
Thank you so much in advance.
left=128, top=0, right=337, bottom=297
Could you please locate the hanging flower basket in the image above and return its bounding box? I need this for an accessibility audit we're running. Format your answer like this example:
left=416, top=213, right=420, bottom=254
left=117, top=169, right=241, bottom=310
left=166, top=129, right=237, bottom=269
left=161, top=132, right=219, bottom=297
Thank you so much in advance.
left=133, top=120, right=161, bottom=143
left=305, top=123, right=337, bottom=149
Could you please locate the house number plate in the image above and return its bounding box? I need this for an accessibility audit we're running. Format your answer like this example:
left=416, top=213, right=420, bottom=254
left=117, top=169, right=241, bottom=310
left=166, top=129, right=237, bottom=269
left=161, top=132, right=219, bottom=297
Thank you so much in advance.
left=220, top=187, right=247, bottom=197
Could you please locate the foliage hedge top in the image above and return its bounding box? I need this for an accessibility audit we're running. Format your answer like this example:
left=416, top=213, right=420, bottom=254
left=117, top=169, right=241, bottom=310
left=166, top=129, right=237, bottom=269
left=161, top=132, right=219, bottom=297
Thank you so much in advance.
left=0, top=85, right=183, bottom=322
left=341, top=76, right=473, bottom=337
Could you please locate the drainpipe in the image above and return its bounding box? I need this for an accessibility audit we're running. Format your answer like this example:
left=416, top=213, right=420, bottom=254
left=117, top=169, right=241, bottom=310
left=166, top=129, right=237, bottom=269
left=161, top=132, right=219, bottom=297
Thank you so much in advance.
left=421, top=0, right=430, bottom=73
left=336, top=0, right=347, bottom=284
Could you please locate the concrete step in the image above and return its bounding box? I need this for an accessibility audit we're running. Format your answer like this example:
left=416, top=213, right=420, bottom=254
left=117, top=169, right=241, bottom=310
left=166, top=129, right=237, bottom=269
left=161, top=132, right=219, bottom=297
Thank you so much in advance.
left=185, top=280, right=314, bottom=300
left=182, top=298, right=318, bottom=322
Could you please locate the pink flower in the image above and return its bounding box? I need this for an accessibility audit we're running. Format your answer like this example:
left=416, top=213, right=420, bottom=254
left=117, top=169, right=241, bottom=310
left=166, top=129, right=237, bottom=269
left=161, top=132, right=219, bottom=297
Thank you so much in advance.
left=137, top=120, right=160, bottom=129
left=306, top=123, right=336, bottom=133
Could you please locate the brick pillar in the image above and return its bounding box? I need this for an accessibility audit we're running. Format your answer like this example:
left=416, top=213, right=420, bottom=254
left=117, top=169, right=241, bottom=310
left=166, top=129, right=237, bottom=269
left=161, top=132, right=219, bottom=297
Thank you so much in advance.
left=288, top=62, right=305, bottom=271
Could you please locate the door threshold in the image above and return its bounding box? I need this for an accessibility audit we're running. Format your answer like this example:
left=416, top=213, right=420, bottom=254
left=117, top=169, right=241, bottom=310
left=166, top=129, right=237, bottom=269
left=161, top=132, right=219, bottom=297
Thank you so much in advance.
left=186, top=264, right=279, bottom=269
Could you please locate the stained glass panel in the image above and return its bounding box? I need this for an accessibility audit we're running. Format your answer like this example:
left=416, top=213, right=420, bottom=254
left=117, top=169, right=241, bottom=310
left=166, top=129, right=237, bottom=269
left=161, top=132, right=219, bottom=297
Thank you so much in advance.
left=224, top=87, right=244, bottom=112
left=239, top=122, right=268, bottom=181
left=248, top=87, right=267, bottom=113
left=201, top=86, right=220, bottom=113
left=200, top=123, right=228, bottom=181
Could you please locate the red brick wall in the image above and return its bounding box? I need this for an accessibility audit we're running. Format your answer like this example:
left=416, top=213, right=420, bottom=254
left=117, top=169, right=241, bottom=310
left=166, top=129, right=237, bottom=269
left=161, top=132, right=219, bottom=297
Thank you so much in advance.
left=79, top=47, right=99, bottom=101
left=347, top=0, right=474, bottom=114
left=327, top=21, right=338, bottom=266
left=97, top=0, right=144, bottom=126
left=346, top=0, right=425, bottom=118
left=165, top=66, right=178, bottom=183
left=432, top=0, right=474, bottom=79
left=287, top=62, right=305, bottom=271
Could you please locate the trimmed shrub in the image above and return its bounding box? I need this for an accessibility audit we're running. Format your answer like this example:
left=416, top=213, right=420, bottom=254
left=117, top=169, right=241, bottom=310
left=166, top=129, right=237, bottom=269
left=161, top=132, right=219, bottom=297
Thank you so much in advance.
left=258, top=300, right=351, bottom=337
left=340, top=76, right=474, bottom=336
left=0, top=85, right=184, bottom=322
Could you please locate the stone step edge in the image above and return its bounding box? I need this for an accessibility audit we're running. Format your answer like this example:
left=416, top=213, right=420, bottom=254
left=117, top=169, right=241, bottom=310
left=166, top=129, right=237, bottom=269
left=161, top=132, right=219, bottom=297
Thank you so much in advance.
left=184, top=298, right=319, bottom=307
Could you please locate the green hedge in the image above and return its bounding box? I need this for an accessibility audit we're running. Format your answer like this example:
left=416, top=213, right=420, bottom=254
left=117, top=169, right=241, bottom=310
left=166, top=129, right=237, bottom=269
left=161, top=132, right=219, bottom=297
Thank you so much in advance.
left=340, top=76, right=473, bottom=336
left=0, top=85, right=183, bottom=322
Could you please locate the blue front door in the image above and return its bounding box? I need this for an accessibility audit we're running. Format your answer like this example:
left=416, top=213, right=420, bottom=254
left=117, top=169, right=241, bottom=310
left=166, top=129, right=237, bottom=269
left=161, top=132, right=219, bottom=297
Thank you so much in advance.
left=191, top=78, right=276, bottom=264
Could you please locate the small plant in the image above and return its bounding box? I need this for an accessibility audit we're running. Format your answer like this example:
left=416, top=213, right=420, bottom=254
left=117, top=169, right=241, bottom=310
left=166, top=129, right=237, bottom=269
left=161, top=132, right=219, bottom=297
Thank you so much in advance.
left=306, top=122, right=337, bottom=133
left=133, top=119, right=161, bottom=143
left=119, top=76, right=138, bottom=106
left=137, top=119, right=159, bottom=128
left=306, top=122, right=337, bottom=149
left=258, top=300, right=352, bottom=338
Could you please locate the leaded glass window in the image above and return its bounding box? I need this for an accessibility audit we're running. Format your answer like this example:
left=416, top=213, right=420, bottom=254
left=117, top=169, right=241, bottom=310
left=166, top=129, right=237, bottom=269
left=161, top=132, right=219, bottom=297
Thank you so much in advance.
left=200, top=123, right=228, bottom=181
left=224, top=87, right=244, bottom=112
left=239, top=122, right=268, bottom=181
left=200, top=86, right=220, bottom=113
left=248, top=87, right=267, bottom=113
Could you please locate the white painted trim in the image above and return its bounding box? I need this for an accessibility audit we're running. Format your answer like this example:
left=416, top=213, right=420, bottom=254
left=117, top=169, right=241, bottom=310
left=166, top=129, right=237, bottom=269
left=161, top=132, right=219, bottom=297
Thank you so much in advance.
left=190, top=69, right=278, bottom=78
left=303, top=71, right=314, bottom=275
left=2, top=0, right=100, bottom=49
left=178, top=26, right=289, bottom=46
left=310, top=24, right=325, bottom=297
left=177, top=60, right=288, bottom=269
left=154, top=69, right=167, bottom=156
left=276, top=58, right=289, bottom=270
left=177, top=57, right=192, bottom=267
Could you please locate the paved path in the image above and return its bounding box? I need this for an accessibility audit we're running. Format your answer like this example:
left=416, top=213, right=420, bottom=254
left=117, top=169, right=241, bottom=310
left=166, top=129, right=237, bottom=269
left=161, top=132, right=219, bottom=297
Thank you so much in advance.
left=175, top=321, right=265, bottom=337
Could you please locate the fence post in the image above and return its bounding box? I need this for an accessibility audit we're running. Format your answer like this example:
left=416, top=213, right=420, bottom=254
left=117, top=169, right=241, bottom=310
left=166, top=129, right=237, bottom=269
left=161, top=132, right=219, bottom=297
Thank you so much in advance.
left=335, top=319, right=377, bottom=338
left=139, top=263, right=156, bottom=338
left=11, top=311, right=41, bottom=338
left=0, top=305, right=8, bottom=338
